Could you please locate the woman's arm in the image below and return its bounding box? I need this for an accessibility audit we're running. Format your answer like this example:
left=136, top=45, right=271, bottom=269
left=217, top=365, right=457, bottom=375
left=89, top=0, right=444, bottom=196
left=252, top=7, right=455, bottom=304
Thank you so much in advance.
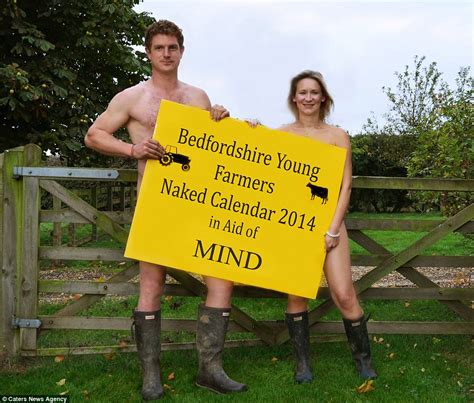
left=325, top=129, right=352, bottom=250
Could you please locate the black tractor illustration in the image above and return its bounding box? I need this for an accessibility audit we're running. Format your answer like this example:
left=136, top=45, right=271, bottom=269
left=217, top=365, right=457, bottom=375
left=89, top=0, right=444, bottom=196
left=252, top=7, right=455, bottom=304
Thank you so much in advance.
left=159, top=145, right=191, bottom=171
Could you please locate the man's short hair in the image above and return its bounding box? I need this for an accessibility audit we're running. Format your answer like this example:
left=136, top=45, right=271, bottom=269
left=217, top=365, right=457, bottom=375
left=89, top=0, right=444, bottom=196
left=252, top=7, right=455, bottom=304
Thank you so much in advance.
left=145, top=20, right=184, bottom=50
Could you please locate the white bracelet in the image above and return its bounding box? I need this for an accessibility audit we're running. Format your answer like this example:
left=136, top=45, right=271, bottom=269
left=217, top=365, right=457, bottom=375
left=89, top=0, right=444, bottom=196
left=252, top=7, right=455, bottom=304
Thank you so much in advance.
left=325, top=231, right=340, bottom=238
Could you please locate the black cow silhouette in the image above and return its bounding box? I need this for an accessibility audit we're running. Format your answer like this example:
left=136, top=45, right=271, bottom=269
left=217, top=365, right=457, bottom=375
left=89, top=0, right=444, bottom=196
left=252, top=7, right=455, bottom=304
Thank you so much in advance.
left=307, top=183, right=328, bottom=204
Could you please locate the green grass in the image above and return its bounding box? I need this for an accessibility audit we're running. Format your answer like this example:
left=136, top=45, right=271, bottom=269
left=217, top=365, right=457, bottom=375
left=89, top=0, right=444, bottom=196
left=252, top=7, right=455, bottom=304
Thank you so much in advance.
left=1, top=334, right=472, bottom=402
left=1, top=212, right=471, bottom=400
left=347, top=212, right=473, bottom=256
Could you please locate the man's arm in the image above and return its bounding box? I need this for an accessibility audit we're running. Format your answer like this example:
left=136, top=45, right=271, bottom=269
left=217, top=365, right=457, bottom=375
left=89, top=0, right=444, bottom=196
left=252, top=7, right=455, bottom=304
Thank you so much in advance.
left=85, top=91, right=135, bottom=158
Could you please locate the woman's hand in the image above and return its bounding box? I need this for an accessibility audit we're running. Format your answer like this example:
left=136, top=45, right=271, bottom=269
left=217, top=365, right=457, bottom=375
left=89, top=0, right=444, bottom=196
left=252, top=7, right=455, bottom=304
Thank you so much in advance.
left=324, top=231, right=340, bottom=252
left=244, top=118, right=262, bottom=128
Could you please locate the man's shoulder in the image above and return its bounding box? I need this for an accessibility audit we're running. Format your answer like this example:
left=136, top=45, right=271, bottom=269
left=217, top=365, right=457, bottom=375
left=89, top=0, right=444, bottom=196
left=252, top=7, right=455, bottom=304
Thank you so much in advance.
left=119, top=81, right=148, bottom=98
left=109, top=82, right=148, bottom=108
left=181, top=82, right=207, bottom=97
left=179, top=81, right=210, bottom=109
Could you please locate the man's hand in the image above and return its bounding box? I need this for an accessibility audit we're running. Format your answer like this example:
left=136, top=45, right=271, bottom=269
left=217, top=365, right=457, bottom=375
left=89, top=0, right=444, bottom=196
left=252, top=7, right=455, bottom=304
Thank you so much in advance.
left=210, top=104, right=230, bottom=121
left=132, top=138, right=165, bottom=160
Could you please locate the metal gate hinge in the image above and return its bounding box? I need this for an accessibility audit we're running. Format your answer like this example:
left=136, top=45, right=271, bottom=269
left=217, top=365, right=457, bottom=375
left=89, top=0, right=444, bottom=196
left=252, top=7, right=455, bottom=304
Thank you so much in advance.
left=11, top=316, right=42, bottom=329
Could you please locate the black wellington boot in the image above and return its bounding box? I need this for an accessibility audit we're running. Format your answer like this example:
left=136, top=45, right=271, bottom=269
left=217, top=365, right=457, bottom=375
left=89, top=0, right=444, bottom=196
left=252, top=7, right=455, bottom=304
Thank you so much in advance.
left=195, top=304, right=247, bottom=394
left=343, top=314, right=378, bottom=379
left=132, top=310, right=164, bottom=400
left=285, top=311, right=313, bottom=383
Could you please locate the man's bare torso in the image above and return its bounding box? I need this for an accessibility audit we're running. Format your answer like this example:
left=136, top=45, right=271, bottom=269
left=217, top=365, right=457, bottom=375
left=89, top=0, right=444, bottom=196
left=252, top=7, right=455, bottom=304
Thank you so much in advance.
left=123, top=80, right=207, bottom=177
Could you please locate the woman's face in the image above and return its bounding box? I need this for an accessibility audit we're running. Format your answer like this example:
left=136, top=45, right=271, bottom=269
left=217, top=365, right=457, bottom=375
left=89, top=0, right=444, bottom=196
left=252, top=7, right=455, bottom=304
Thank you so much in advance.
left=293, top=78, right=326, bottom=116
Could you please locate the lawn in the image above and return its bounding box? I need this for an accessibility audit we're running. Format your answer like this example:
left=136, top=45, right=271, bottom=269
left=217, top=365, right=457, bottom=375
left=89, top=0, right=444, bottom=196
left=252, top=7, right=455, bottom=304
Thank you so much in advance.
left=0, top=212, right=472, bottom=401
left=1, top=333, right=472, bottom=402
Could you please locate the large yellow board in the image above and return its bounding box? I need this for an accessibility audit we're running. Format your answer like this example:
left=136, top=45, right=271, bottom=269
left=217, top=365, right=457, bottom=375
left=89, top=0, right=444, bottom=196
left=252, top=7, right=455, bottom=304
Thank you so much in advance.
left=125, top=100, right=346, bottom=298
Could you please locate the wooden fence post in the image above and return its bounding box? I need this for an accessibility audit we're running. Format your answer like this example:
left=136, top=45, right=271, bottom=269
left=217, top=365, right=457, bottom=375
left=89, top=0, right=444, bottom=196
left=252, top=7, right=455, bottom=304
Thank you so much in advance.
left=0, top=147, right=26, bottom=360
left=0, top=150, right=5, bottom=361
left=18, top=144, right=42, bottom=352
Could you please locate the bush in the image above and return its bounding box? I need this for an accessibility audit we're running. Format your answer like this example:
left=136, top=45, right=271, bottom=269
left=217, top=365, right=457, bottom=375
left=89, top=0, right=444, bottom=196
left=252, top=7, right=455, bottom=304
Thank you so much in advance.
left=350, top=133, right=416, bottom=212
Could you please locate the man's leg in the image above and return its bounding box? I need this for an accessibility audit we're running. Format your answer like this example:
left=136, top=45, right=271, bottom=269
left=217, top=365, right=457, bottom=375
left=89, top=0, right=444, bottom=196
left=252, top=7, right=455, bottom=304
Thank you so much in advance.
left=133, top=262, right=166, bottom=400
left=137, top=262, right=166, bottom=311
left=195, top=277, right=247, bottom=394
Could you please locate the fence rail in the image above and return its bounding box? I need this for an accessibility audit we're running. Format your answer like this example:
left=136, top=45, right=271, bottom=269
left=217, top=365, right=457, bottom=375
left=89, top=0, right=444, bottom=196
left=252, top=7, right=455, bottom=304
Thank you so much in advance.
left=1, top=144, right=473, bottom=359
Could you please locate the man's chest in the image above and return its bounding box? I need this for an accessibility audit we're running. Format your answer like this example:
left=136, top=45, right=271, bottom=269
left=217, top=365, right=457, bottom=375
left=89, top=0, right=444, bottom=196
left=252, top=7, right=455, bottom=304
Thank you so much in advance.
left=129, top=92, right=192, bottom=129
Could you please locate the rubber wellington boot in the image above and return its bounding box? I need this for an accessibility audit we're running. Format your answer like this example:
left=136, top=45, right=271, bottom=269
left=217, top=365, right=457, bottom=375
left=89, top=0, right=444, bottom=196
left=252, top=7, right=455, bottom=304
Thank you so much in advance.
left=285, top=311, right=313, bottom=383
left=343, top=314, right=378, bottom=379
left=195, top=304, right=247, bottom=394
left=132, top=310, right=164, bottom=400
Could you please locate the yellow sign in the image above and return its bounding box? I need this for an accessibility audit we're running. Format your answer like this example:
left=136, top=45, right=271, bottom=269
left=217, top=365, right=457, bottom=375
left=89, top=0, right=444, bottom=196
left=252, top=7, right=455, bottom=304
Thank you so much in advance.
left=125, top=100, right=346, bottom=298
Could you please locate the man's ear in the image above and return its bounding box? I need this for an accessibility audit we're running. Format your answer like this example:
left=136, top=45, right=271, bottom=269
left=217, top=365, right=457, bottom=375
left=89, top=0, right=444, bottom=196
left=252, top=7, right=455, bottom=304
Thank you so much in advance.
left=180, top=46, right=185, bottom=56
left=145, top=47, right=151, bottom=59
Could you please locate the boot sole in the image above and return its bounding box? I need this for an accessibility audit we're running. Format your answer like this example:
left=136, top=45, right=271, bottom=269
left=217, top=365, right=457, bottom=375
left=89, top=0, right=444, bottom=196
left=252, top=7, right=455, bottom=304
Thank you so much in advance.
left=195, top=381, right=247, bottom=394
left=195, top=381, right=228, bottom=394
left=142, top=392, right=164, bottom=400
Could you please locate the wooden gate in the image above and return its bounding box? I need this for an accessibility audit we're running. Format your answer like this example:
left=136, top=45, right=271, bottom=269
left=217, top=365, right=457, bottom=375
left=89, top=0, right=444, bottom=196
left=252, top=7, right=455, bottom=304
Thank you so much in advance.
left=1, top=144, right=473, bottom=359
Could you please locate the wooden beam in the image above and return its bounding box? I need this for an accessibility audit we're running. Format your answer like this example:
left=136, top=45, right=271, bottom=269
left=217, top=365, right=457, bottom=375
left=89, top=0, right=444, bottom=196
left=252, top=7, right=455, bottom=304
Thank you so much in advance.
left=39, top=246, right=129, bottom=261
left=39, top=179, right=129, bottom=244
left=275, top=204, right=474, bottom=344
left=352, top=176, right=474, bottom=191
left=351, top=255, right=473, bottom=268
left=40, top=210, right=133, bottom=225
left=350, top=229, right=474, bottom=322
left=397, top=267, right=474, bottom=321
left=353, top=204, right=474, bottom=293
left=50, top=263, right=138, bottom=318
left=167, top=268, right=276, bottom=344
left=23, top=339, right=267, bottom=356
left=38, top=281, right=474, bottom=301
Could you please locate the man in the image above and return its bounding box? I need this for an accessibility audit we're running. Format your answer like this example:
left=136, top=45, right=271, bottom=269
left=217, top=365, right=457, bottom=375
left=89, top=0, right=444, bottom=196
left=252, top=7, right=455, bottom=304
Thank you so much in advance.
left=85, top=20, right=246, bottom=400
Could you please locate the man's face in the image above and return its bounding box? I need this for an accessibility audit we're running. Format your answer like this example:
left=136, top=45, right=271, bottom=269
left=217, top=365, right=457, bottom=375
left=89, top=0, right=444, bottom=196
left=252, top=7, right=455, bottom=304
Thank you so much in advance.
left=146, top=34, right=184, bottom=73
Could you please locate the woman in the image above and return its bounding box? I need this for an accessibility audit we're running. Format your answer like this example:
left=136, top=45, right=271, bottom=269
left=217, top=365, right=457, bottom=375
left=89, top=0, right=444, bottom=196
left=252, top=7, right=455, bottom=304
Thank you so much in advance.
left=279, top=70, right=377, bottom=382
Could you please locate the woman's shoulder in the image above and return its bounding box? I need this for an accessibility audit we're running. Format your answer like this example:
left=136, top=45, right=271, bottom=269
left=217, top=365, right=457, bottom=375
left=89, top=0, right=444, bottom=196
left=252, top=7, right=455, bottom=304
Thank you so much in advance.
left=277, top=122, right=298, bottom=132
left=325, top=125, right=350, bottom=147
left=324, top=123, right=348, bottom=135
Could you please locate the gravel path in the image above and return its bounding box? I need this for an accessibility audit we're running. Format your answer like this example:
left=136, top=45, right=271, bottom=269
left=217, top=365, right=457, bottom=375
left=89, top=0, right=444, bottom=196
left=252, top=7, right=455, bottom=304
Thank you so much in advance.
left=39, top=265, right=472, bottom=304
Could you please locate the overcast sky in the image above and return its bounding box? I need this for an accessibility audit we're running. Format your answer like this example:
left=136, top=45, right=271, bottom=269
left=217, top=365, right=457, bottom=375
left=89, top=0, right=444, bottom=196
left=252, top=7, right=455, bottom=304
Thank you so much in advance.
left=134, top=0, right=472, bottom=135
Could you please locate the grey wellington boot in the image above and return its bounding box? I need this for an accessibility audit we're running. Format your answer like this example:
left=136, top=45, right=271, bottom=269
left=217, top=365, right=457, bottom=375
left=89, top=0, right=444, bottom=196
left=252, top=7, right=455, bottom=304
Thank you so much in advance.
left=343, top=314, right=378, bottom=379
left=132, top=310, right=164, bottom=400
left=285, top=311, right=313, bottom=383
left=195, top=304, right=247, bottom=394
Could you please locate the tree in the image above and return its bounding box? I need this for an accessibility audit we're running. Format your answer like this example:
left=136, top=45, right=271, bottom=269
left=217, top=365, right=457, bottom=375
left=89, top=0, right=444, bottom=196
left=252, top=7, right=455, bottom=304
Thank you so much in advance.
left=361, top=56, right=473, bottom=214
left=0, top=0, right=154, bottom=166
left=406, top=67, right=473, bottom=214
left=363, top=55, right=448, bottom=137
